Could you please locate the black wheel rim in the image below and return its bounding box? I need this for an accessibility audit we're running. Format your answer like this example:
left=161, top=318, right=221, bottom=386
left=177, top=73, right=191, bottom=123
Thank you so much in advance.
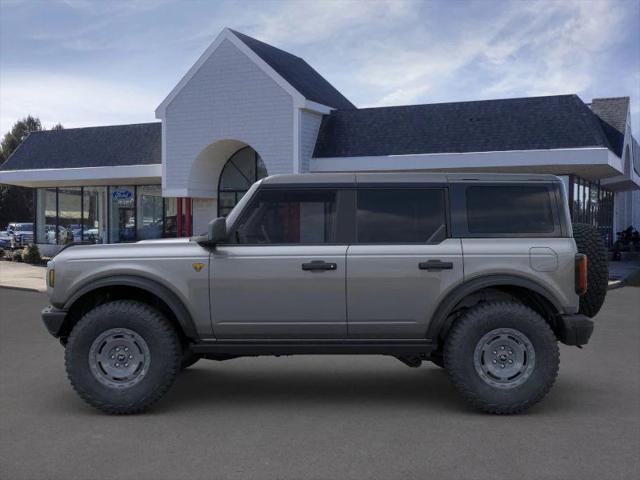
left=88, top=328, right=151, bottom=389
left=473, top=328, right=535, bottom=389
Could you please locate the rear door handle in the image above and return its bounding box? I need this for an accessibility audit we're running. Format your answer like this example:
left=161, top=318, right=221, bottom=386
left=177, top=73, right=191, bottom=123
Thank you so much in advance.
left=419, top=260, right=454, bottom=271
left=302, top=260, right=338, bottom=272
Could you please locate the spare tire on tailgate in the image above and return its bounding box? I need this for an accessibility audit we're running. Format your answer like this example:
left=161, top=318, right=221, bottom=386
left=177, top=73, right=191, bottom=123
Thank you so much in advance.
left=572, top=223, right=608, bottom=318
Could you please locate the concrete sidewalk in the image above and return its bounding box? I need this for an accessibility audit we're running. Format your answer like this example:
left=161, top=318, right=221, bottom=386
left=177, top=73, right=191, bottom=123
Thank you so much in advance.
left=0, top=261, right=46, bottom=292
left=608, top=259, right=640, bottom=288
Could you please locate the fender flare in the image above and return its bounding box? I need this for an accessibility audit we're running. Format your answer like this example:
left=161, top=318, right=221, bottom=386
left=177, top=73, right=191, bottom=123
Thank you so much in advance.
left=426, top=274, right=564, bottom=341
left=63, top=275, right=198, bottom=339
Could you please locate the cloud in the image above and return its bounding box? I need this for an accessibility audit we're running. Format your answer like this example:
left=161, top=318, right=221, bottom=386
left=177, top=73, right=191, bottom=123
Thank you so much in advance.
left=343, top=0, right=628, bottom=107
left=0, top=72, right=158, bottom=133
left=0, top=0, right=637, bottom=136
left=248, top=0, right=412, bottom=46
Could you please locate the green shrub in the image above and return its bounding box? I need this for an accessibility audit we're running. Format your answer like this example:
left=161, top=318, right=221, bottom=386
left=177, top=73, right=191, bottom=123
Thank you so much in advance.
left=0, top=249, right=5, bottom=259
left=22, top=244, right=42, bottom=264
left=12, top=250, right=23, bottom=262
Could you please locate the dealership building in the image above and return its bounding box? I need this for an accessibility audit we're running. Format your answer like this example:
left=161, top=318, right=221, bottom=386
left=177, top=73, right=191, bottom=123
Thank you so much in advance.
left=1, top=28, right=638, bottom=255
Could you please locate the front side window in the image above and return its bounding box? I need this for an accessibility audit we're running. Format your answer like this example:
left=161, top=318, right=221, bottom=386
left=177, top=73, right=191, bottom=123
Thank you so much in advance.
left=466, top=186, right=555, bottom=234
left=233, top=189, right=337, bottom=244
left=356, top=189, right=447, bottom=243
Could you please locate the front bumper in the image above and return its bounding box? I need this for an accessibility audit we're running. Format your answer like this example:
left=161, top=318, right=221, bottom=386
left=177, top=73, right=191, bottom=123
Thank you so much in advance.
left=557, top=314, right=594, bottom=346
left=41, top=305, right=68, bottom=338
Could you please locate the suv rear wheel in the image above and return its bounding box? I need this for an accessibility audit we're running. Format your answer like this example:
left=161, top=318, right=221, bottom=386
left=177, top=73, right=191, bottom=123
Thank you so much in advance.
left=65, top=300, right=182, bottom=414
left=444, top=301, right=559, bottom=414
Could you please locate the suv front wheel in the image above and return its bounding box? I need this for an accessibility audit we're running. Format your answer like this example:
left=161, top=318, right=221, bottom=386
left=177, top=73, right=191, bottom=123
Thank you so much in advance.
left=444, top=301, right=559, bottom=414
left=65, top=300, right=182, bottom=414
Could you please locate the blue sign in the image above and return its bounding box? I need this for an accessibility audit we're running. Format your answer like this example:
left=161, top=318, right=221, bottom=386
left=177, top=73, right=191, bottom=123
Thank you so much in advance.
left=112, top=189, right=133, bottom=200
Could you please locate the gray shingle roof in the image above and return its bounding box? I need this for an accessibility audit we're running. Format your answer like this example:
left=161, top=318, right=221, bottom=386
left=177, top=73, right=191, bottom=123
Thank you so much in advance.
left=590, top=97, right=629, bottom=157
left=313, top=95, right=616, bottom=158
left=230, top=29, right=355, bottom=110
left=0, top=122, right=161, bottom=171
left=591, top=97, right=629, bottom=133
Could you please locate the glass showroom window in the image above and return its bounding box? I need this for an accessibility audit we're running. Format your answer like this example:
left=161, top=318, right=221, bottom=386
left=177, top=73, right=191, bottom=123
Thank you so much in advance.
left=218, top=147, right=268, bottom=217
left=36, top=188, right=58, bottom=244
left=163, top=197, right=177, bottom=238
left=57, top=188, right=82, bottom=245
left=109, top=186, right=136, bottom=243
left=137, top=185, right=163, bottom=240
left=82, top=187, right=107, bottom=244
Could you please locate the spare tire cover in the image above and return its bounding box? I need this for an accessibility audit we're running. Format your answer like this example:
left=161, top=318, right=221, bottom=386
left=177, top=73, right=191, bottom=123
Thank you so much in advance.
left=572, top=223, right=608, bottom=318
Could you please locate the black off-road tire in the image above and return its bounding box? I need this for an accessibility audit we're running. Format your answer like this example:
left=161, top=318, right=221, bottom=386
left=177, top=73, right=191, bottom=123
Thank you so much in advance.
left=444, top=301, right=559, bottom=414
left=181, top=349, right=201, bottom=369
left=65, top=300, right=182, bottom=414
left=430, top=351, right=445, bottom=368
left=572, top=223, right=608, bottom=318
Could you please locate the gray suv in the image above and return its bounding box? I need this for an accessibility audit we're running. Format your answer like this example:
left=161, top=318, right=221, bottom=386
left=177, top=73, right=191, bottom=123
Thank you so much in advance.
left=42, top=173, right=607, bottom=414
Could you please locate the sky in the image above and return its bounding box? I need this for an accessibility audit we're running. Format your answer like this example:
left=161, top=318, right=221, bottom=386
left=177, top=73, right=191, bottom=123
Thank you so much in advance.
left=1, top=0, right=639, bottom=135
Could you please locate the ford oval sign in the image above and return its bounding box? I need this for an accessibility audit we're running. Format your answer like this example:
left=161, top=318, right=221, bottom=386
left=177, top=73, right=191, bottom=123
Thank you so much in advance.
left=112, top=189, right=133, bottom=200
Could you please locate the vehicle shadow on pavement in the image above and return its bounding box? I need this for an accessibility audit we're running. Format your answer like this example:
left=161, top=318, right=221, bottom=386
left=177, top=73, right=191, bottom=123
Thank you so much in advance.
left=47, top=360, right=600, bottom=417
left=155, top=364, right=473, bottom=414
left=157, top=363, right=601, bottom=416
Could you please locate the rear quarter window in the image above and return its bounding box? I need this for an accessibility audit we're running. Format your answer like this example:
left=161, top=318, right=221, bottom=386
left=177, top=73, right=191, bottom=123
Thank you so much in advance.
left=466, top=185, right=555, bottom=234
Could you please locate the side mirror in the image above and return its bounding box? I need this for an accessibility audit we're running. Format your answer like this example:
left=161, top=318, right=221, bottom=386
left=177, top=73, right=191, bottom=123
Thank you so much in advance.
left=208, top=217, right=227, bottom=245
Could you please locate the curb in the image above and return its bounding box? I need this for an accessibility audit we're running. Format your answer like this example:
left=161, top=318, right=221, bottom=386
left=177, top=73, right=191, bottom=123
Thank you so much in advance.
left=0, top=285, right=45, bottom=293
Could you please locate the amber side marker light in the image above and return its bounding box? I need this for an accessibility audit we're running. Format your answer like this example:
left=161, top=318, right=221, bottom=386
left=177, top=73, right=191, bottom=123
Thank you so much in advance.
left=575, top=254, right=587, bottom=295
left=48, top=269, right=55, bottom=288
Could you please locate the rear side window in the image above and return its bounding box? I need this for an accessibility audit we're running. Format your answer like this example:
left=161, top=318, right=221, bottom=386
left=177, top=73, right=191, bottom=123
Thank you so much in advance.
left=466, top=186, right=555, bottom=234
left=356, top=189, right=447, bottom=243
left=234, top=189, right=337, bottom=244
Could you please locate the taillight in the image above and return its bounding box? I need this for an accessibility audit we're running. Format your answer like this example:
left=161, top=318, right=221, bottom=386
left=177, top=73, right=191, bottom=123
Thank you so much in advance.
left=575, top=254, right=587, bottom=295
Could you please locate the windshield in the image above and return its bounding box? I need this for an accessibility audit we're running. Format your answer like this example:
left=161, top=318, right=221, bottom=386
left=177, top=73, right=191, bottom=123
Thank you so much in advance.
left=13, top=223, right=33, bottom=231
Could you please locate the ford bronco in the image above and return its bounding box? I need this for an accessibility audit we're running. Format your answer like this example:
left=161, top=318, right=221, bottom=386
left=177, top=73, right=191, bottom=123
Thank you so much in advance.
left=41, top=173, right=607, bottom=414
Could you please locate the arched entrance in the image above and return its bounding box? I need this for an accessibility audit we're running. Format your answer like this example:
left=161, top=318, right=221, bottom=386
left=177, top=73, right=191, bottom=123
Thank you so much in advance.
left=217, top=146, right=268, bottom=216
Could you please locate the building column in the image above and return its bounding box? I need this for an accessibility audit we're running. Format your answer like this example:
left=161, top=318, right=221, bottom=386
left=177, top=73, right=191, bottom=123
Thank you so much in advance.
left=176, top=198, right=183, bottom=237
left=185, top=198, right=192, bottom=237
left=175, top=197, right=193, bottom=237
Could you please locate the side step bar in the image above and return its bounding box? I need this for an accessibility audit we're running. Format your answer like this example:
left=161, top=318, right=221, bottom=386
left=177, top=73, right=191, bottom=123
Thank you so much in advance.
left=190, top=339, right=437, bottom=356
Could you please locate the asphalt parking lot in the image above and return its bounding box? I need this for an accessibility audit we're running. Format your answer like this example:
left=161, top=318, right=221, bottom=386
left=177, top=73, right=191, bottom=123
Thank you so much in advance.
left=0, top=288, right=638, bottom=480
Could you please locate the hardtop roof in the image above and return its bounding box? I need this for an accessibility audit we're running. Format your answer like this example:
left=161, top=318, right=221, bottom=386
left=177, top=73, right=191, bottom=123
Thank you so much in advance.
left=261, top=172, right=563, bottom=185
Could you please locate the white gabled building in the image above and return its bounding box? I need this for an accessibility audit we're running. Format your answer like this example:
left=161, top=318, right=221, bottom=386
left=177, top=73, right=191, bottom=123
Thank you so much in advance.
left=1, top=28, right=638, bottom=255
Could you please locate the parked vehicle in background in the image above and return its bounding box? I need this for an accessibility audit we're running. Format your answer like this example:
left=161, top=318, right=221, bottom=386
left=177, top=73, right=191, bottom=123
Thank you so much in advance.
left=82, top=228, right=101, bottom=244
left=612, top=226, right=640, bottom=260
left=0, top=229, right=11, bottom=249
left=5, top=223, right=34, bottom=249
left=41, top=173, right=608, bottom=415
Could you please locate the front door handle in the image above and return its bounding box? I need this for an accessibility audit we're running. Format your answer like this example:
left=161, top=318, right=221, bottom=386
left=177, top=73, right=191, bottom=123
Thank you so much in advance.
left=302, top=260, right=337, bottom=272
left=419, top=260, right=454, bottom=271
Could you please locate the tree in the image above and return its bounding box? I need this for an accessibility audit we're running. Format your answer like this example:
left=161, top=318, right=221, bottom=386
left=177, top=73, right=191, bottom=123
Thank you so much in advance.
left=0, top=115, right=42, bottom=163
left=0, top=116, right=63, bottom=229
